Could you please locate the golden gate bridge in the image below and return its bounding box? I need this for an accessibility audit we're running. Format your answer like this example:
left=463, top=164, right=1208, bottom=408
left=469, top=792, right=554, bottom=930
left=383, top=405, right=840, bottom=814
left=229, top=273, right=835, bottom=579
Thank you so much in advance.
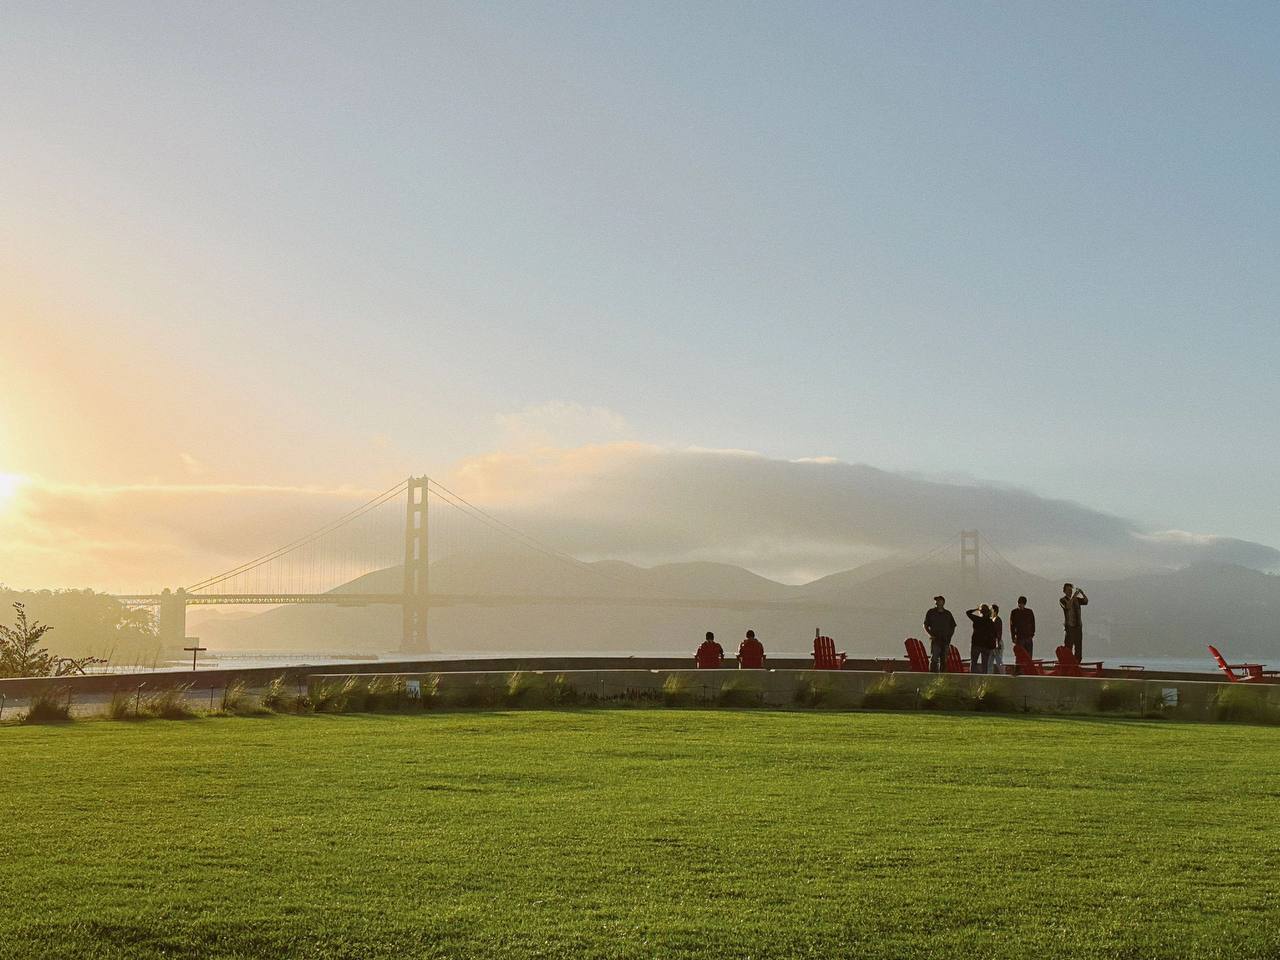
left=113, top=476, right=1021, bottom=652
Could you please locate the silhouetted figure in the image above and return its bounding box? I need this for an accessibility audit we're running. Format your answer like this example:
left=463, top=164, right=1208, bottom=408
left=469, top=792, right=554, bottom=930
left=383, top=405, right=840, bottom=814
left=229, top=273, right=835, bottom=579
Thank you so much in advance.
left=737, top=629, right=766, bottom=668
left=990, top=604, right=1004, bottom=675
left=1060, top=583, right=1088, bottom=661
left=1010, top=596, right=1035, bottom=671
left=966, top=604, right=995, bottom=674
left=695, top=631, right=724, bottom=669
left=923, top=596, right=957, bottom=672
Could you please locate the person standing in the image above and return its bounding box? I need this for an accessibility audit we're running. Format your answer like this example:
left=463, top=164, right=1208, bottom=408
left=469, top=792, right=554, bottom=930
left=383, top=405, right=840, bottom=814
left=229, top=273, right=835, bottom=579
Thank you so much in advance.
left=924, top=595, right=957, bottom=672
left=1009, top=596, right=1036, bottom=672
left=990, top=603, right=1005, bottom=675
left=1060, top=583, right=1088, bottom=661
left=966, top=604, right=995, bottom=674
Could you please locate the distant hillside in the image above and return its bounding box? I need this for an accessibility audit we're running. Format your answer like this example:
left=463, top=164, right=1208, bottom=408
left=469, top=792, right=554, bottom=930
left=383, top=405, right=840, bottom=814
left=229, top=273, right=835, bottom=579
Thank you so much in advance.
left=191, top=551, right=1280, bottom=661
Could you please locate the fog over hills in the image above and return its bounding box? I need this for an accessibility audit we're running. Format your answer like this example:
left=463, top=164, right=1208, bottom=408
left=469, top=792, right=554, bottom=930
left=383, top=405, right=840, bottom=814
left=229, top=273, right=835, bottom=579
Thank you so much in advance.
left=188, top=447, right=1280, bottom=661
left=193, top=551, right=1280, bottom=661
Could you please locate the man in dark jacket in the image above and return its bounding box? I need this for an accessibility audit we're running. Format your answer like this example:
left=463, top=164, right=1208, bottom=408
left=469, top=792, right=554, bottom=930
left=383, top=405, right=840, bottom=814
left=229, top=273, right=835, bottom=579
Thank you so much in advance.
left=966, top=605, right=995, bottom=674
left=923, top=596, right=957, bottom=672
left=1010, top=595, right=1035, bottom=671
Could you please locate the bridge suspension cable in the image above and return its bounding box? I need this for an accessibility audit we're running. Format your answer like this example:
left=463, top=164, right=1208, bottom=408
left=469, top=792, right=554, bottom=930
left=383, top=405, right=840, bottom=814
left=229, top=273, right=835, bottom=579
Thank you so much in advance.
left=185, top=479, right=408, bottom=593
left=424, top=478, right=653, bottom=592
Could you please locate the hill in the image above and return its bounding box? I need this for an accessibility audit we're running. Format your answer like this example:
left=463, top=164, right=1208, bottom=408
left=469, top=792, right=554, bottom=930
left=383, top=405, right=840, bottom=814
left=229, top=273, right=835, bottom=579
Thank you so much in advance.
left=190, top=551, right=1280, bottom=660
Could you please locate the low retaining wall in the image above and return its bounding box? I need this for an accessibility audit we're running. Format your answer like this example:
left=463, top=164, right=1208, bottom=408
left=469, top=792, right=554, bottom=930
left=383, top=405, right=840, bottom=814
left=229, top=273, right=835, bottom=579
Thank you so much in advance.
left=3, top=654, right=1253, bottom=700
left=307, top=668, right=1280, bottom=723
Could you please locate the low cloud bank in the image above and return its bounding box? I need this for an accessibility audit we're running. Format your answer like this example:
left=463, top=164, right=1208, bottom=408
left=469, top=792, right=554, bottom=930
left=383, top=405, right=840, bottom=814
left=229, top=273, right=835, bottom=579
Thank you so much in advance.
left=3, top=445, right=1276, bottom=590
left=450, top=444, right=1280, bottom=581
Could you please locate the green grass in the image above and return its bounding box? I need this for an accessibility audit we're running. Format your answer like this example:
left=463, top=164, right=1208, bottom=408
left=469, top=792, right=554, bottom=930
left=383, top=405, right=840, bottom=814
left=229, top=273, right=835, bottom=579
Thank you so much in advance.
left=1, top=711, right=1278, bottom=959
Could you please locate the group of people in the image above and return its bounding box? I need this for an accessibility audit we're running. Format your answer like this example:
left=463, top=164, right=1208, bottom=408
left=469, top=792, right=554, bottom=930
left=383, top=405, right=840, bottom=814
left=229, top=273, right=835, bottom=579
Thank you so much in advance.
left=695, top=629, right=765, bottom=666
left=922, top=583, right=1089, bottom=674
left=692, top=581, right=1091, bottom=673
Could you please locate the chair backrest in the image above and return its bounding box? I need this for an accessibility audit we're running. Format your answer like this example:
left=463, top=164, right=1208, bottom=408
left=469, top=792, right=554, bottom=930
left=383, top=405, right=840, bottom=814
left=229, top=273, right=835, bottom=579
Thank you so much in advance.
left=1012, top=642, right=1044, bottom=675
left=694, top=642, right=722, bottom=669
left=813, top=635, right=841, bottom=669
left=1054, top=645, right=1082, bottom=676
left=904, top=637, right=929, bottom=672
left=738, top=641, right=765, bottom=669
left=1207, top=645, right=1240, bottom=682
left=945, top=645, right=966, bottom=673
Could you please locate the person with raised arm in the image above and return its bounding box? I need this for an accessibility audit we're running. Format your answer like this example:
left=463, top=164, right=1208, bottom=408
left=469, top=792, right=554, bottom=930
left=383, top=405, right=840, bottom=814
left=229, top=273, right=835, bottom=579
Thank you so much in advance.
left=966, top=604, right=995, bottom=675
left=1060, top=583, right=1089, bottom=661
left=990, top=603, right=1005, bottom=675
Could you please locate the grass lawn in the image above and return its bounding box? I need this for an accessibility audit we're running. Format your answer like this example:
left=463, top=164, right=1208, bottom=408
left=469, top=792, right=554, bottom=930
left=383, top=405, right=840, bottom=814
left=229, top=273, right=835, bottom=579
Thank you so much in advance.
left=1, top=710, right=1278, bottom=959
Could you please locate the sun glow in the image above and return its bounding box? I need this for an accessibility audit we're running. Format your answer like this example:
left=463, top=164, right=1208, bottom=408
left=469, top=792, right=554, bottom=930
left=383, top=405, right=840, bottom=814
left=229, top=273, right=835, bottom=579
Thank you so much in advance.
left=0, top=473, right=25, bottom=504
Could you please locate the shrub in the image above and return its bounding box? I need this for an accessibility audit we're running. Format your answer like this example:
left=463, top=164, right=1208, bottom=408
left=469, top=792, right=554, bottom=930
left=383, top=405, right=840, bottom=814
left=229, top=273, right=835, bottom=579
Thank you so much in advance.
left=139, top=684, right=196, bottom=719
left=793, top=677, right=826, bottom=707
left=416, top=674, right=441, bottom=708
left=972, top=680, right=1017, bottom=713
left=548, top=673, right=578, bottom=706
left=1096, top=682, right=1142, bottom=714
left=220, top=679, right=254, bottom=714
left=920, top=677, right=968, bottom=711
left=22, top=688, right=72, bottom=724
left=1214, top=684, right=1275, bottom=723
left=441, top=677, right=503, bottom=709
left=107, top=688, right=136, bottom=719
left=505, top=671, right=549, bottom=707
left=662, top=673, right=696, bottom=707
left=261, top=675, right=290, bottom=711
left=717, top=676, right=764, bottom=708
left=359, top=676, right=415, bottom=711
left=1138, top=685, right=1177, bottom=719
left=791, top=676, right=856, bottom=709
left=313, top=677, right=359, bottom=713
left=261, top=675, right=312, bottom=713
left=1, top=602, right=105, bottom=678
left=862, top=675, right=916, bottom=710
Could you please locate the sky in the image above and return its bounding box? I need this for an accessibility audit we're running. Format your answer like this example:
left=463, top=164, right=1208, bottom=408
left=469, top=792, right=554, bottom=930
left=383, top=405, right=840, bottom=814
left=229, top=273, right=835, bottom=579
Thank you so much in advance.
left=2, top=1, right=1278, bottom=590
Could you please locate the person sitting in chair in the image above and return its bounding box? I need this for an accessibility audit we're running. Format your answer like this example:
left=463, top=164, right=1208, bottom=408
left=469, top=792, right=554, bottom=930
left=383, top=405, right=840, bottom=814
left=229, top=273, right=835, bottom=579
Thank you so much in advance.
left=737, top=629, right=766, bottom=668
left=694, top=631, right=724, bottom=668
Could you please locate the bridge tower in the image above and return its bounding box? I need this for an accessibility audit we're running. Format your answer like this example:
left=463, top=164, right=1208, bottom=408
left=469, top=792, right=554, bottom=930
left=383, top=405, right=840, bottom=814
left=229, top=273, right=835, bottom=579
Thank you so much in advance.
left=158, top=587, right=187, bottom=650
left=402, top=476, right=430, bottom=651
left=960, top=530, right=980, bottom=593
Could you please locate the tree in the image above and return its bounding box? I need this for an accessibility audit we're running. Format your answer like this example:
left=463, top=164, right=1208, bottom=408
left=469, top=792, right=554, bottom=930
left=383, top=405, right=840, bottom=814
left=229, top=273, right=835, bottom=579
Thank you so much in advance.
left=0, top=603, right=105, bottom=678
left=0, top=589, right=159, bottom=665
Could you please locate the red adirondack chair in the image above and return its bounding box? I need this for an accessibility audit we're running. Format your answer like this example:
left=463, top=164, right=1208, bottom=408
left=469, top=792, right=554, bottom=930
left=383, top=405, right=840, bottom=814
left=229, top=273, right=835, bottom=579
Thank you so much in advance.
left=737, top=639, right=766, bottom=669
left=904, top=637, right=930, bottom=672
left=1012, top=642, right=1050, bottom=676
left=1053, top=645, right=1104, bottom=677
left=945, top=645, right=970, bottom=674
left=694, top=640, right=724, bottom=669
left=811, top=631, right=847, bottom=670
left=1208, top=645, right=1277, bottom=683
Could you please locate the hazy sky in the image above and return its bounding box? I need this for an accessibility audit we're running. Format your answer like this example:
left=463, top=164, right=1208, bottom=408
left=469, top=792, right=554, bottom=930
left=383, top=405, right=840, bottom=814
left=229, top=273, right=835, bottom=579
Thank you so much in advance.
left=2, top=2, right=1278, bottom=588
